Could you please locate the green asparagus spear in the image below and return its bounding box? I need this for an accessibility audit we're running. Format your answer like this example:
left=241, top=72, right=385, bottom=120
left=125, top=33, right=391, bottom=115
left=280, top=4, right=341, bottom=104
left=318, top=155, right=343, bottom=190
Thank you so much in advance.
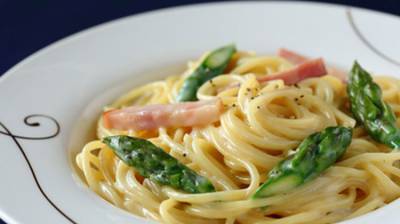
left=252, top=126, right=352, bottom=198
left=176, top=44, right=236, bottom=102
left=347, top=62, right=400, bottom=149
left=103, top=135, right=215, bottom=193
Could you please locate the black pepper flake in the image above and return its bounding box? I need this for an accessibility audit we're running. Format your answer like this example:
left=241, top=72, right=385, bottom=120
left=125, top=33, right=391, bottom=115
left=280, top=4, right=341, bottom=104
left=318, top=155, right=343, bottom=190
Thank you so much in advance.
left=294, top=98, right=299, bottom=101
left=246, top=88, right=251, bottom=92
left=300, top=95, right=304, bottom=98
left=294, top=84, right=300, bottom=88
left=257, top=106, right=261, bottom=109
left=183, top=153, right=187, bottom=157
left=250, top=96, right=255, bottom=100
left=232, top=103, right=236, bottom=107
left=209, top=79, right=216, bottom=87
left=209, top=80, right=216, bottom=87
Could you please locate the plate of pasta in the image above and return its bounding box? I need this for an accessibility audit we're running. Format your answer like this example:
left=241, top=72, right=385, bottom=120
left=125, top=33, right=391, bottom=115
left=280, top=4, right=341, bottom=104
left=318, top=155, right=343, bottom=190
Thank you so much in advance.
left=1, top=2, right=400, bottom=224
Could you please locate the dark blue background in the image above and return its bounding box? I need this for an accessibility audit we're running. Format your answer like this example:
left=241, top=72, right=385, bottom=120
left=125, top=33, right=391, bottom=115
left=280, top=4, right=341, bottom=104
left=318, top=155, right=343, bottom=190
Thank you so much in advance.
left=0, top=0, right=399, bottom=223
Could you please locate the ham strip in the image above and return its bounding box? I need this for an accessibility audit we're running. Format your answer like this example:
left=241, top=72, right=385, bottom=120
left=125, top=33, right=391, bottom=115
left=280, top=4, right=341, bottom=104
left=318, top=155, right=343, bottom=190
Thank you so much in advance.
left=257, top=58, right=327, bottom=85
left=278, top=48, right=347, bottom=81
left=103, top=99, right=223, bottom=131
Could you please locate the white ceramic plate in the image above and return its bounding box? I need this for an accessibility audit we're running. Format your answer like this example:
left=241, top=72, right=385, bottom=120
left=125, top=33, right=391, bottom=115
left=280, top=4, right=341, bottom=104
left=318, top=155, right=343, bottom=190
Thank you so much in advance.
left=1, top=2, right=400, bottom=224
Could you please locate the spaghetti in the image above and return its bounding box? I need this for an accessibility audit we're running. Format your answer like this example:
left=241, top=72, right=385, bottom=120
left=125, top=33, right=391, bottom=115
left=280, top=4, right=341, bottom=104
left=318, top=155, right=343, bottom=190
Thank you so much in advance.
left=76, top=47, right=400, bottom=224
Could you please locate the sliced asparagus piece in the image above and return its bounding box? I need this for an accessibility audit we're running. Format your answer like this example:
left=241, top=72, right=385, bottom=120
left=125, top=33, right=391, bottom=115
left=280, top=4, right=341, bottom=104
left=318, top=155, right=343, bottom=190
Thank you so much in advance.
left=103, top=135, right=215, bottom=193
left=252, top=126, right=352, bottom=198
left=176, top=44, right=236, bottom=102
left=347, top=62, right=400, bottom=149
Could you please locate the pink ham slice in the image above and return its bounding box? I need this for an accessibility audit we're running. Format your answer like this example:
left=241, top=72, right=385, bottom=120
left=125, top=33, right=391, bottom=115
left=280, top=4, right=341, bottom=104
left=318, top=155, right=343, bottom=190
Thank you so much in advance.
left=257, top=58, right=327, bottom=85
left=278, top=48, right=347, bottom=81
left=103, top=99, right=223, bottom=131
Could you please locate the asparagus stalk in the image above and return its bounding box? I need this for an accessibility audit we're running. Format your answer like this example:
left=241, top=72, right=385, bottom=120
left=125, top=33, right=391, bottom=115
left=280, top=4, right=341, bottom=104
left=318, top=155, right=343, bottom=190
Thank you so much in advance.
left=176, top=44, right=236, bottom=102
left=347, top=62, right=400, bottom=149
left=103, top=135, right=215, bottom=193
left=252, top=126, right=352, bottom=198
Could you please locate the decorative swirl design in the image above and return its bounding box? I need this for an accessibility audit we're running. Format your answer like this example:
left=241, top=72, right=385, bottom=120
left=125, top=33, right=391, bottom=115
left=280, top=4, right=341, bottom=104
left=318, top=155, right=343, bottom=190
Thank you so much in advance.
left=346, top=8, right=400, bottom=67
left=0, top=114, right=76, bottom=224
left=0, top=114, right=60, bottom=140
